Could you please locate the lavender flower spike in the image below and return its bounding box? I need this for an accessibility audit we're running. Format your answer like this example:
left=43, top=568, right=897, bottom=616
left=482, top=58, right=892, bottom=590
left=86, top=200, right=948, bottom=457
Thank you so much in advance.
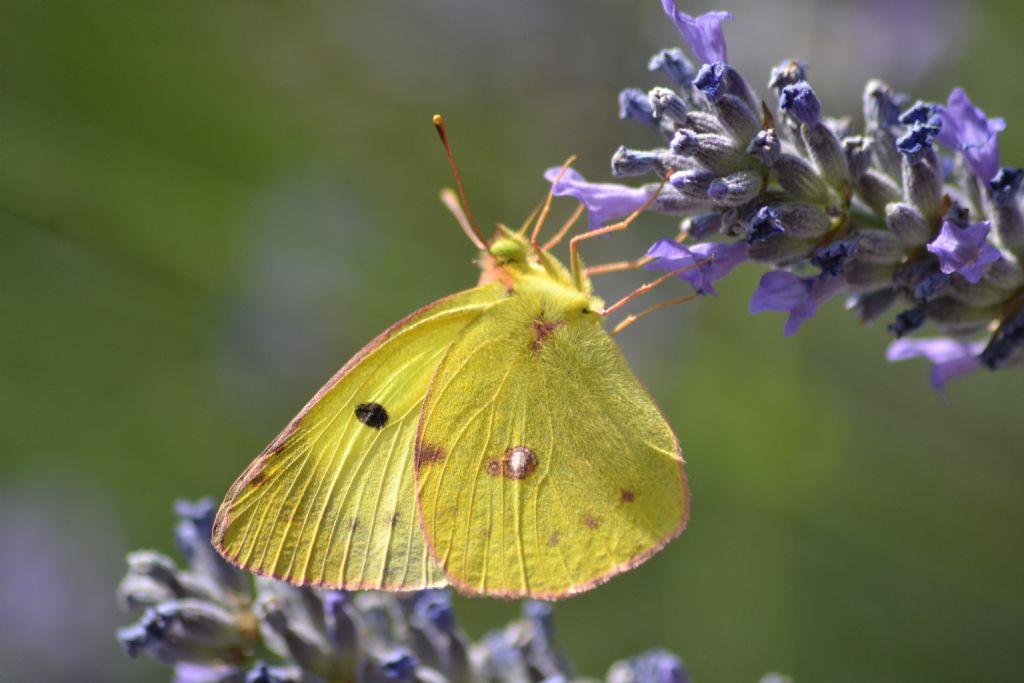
left=749, top=271, right=844, bottom=336
left=886, top=337, right=986, bottom=391
left=646, top=239, right=747, bottom=296
left=936, top=87, right=1007, bottom=182
left=544, top=167, right=652, bottom=228
left=926, top=220, right=1002, bottom=284
left=660, top=1, right=734, bottom=65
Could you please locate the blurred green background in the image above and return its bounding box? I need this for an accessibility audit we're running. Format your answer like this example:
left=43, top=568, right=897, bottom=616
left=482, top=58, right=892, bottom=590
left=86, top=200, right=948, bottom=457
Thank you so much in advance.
left=3, top=1, right=1024, bottom=681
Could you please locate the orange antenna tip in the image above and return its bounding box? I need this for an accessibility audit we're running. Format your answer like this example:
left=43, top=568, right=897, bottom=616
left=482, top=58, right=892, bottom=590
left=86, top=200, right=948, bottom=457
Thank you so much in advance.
left=432, top=114, right=487, bottom=249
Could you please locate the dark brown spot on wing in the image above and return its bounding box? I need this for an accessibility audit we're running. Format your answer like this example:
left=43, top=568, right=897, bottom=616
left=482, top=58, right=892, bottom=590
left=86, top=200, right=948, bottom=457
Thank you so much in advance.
left=348, top=517, right=361, bottom=532
left=503, top=445, right=537, bottom=480
left=548, top=532, right=561, bottom=547
left=249, top=471, right=267, bottom=487
left=530, top=318, right=565, bottom=352
left=485, top=459, right=502, bottom=477
left=620, top=489, right=636, bottom=503
left=415, top=443, right=446, bottom=471
left=355, top=402, right=389, bottom=429
left=583, top=515, right=600, bottom=530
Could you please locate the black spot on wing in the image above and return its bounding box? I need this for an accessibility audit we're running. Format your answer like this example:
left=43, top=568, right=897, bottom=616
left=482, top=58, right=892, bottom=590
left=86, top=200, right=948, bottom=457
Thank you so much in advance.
left=355, top=402, right=389, bottom=429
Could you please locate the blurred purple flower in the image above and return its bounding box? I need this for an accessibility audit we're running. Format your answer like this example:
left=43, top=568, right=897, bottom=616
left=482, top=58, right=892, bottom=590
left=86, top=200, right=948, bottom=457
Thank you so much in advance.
left=886, top=337, right=985, bottom=391
left=936, top=87, right=1006, bottom=182
left=544, top=167, right=652, bottom=228
left=646, top=240, right=747, bottom=296
left=926, top=220, right=1001, bottom=284
left=749, top=271, right=845, bottom=336
left=660, top=2, right=734, bottom=65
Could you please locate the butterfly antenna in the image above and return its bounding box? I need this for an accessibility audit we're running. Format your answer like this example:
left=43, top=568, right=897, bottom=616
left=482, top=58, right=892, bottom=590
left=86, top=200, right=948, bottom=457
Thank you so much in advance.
left=433, top=114, right=487, bottom=251
left=531, top=155, right=577, bottom=252
left=517, top=202, right=543, bottom=237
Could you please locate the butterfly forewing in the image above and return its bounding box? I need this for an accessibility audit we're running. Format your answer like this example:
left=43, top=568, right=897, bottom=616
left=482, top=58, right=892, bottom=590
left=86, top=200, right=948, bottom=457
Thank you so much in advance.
left=213, top=284, right=504, bottom=590
left=414, top=291, right=688, bottom=599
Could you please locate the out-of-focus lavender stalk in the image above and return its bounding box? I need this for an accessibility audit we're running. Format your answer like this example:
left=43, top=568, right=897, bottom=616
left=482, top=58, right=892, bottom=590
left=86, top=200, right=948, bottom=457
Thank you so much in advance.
left=548, top=0, right=1024, bottom=391
left=116, top=499, right=787, bottom=683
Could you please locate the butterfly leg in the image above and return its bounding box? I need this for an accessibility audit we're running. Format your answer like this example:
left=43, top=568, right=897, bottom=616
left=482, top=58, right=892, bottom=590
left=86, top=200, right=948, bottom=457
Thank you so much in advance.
left=568, top=174, right=670, bottom=291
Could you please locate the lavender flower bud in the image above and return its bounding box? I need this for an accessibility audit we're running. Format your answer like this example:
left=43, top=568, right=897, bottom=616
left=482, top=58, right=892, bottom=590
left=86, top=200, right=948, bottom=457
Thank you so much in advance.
left=745, top=206, right=784, bottom=243
left=611, top=146, right=683, bottom=178
left=773, top=202, right=832, bottom=238
left=323, top=592, right=359, bottom=665
left=804, top=121, right=850, bottom=189
left=901, top=152, right=943, bottom=220
left=746, top=233, right=819, bottom=264
left=607, top=649, right=690, bottom=683
left=981, top=309, right=1024, bottom=369
left=648, top=48, right=695, bottom=88
left=683, top=110, right=724, bottom=134
left=709, top=94, right=760, bottom=145
left=850, top=229, right=906, bottom=264
left=857, top=170, right=903, bottom=215
left=693, top=62, right=726, bottom=99
left=747, top=129, right=781, bottom=166
left=990, top=167, right=1023, bottom=206
left=174, top=498, right=249, bottom=597
left=863, top=79, right=904, bottom=178
left=914, top=272, right=950, bottom=303
left=672, top=131, right=755, bottom=174
left=844, top=260, right=898, bottom=293
left=669, top=170, right=715, bottom=199
left=768, top=59, right=806, bottom=93
left=811, top=239, right=858, bottom=275
left=257, top=598, right=337, bottom=679
left=780, top=82, right=820, bottom=125
left=984, top=257, right=1024, bottom=290
left=926, top=298, right=1001, bottom=334
left=896, top=121, right=941, bottom=166
left=887, top=306, right=928, bottom=337
left=947, top=277, right=1007, bottom=307
left=848, top=287, right=900, bottom=323
left=247, top=662, right=303, bottom=683
left=771, top=153, right=830, bottom=203
left=683, top=212, right=723, bottom=238
left=989, top=167, right=1024, bottom=257
left=649, top=87, right=689, bottom=125
left=843, top=136, right=872, bottom=179
left=118, top=600, right=250, bottom=665
left=618, top=88, right=658, bottom=127
left=707, top=170, right=763, bottom=206
left=651, top=185, right=713, bottom=214
left=885, top=202, right=932, bottom=246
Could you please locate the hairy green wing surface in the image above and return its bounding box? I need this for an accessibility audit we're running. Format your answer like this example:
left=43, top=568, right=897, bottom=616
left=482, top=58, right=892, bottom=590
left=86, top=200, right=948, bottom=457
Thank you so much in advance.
left=415, top=292, right=688, bottom=599
left=214, top=284, right=503, bottom=590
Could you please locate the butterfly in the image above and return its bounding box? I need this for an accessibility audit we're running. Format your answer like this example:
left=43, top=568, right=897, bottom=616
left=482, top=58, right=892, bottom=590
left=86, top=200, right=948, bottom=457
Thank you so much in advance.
left=212, top=116, right=689, bottom=600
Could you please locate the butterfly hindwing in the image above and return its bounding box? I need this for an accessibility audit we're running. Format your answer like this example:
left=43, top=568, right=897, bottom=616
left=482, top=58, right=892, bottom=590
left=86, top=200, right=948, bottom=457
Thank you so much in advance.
left=213, top=284, right=503, bottom=590
left=414, top=288, right=688, bottom=599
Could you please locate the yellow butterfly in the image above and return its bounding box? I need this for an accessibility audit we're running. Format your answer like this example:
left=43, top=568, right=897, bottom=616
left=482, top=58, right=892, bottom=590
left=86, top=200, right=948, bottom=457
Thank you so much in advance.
left=213, top=116, right=689, bottom=599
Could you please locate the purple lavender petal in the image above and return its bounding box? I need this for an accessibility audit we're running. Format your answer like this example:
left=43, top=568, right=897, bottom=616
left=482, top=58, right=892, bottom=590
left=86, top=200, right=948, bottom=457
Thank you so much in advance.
left=936, top=87, right=1006, bottom=182
left=543, top=167, right=652, bottom=228
left=749, top=271, right=809, bottom=313
left=750, top=271, right=844, bottom=336
left=660, top=1, right=734, bottom=65
left=646, top=240, right=746, bottom=296
left=926, top=220, right=1002, bottom=284
left=886, top=337, right=985, bottom=391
